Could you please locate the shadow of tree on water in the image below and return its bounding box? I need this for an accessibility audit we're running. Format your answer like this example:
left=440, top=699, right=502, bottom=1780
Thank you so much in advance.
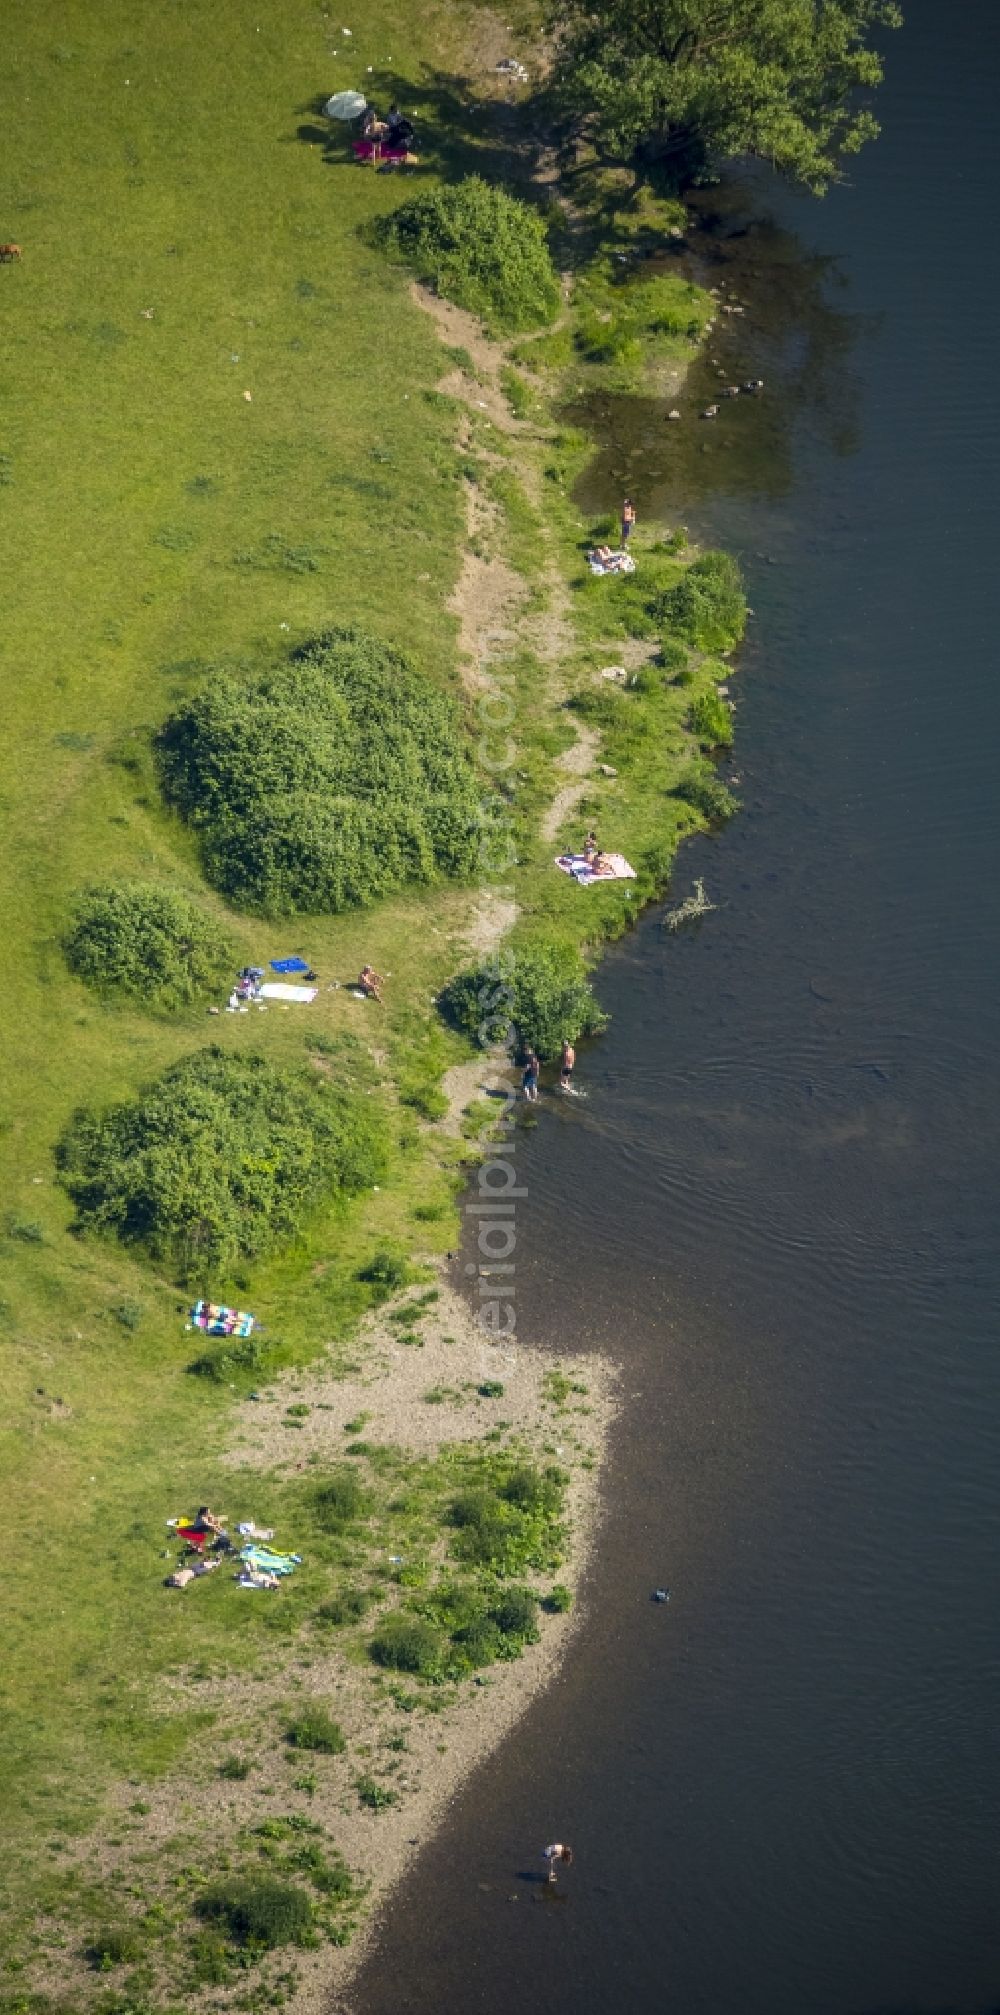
left=562, top=182, right=871, bottom=519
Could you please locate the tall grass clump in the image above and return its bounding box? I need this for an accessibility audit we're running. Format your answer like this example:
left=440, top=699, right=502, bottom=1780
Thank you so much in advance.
left=158, top=628, right=482, bottom=917
left=372, top=179, right=561, bottom=332
left=658, top=551, right=747, bottom=653
left=284, top=1706, right=346, bottom=1754
left=57, top=1046, right=385, bottom=1280
left=195, top=1879, right=313, bottom=1950
left=65, top=881, right=231, bottom=1007
left=674, top=766, right=740, bottom=822
left=441, top=938, right=608, bottom=1060
left=689, top=690, right=734, bottom=748
left=368, top=1613, right=443, bottom=1676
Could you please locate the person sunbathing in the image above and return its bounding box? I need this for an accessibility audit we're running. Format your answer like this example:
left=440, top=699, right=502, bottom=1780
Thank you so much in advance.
left=358, top=964, right=384, bottom=1002
left=582, top=831, right=599, bottom=864
left=591, top=852, right=615, bottom=876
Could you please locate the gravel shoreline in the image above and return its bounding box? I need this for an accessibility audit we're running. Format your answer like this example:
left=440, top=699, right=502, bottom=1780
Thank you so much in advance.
left=215, top=1272, right=620, bottom=2014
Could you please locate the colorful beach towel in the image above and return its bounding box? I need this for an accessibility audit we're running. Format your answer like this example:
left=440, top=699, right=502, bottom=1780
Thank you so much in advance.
left=239, top=1544, right=301, bottom=1577
left=555, top=852, right=637, bottom=887
left=191, top=1300, right=256, bottom=1338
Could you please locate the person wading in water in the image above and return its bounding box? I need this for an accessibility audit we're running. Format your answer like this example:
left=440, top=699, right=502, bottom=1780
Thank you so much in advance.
left=542, top=1843, right=574, bottom=1884
left=559, top=1038, right=576, bottom=1091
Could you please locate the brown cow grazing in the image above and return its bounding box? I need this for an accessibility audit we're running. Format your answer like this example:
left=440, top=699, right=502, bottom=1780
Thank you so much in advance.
left=0, top=245, right=22, bottom=262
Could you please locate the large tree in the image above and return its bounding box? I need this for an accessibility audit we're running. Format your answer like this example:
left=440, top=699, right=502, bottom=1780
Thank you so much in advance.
left=548, top=0, right=902, bottom=193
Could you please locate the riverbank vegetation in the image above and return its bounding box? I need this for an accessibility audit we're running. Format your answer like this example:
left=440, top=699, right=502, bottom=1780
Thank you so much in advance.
left=0, top=0, right=748, bottom=2005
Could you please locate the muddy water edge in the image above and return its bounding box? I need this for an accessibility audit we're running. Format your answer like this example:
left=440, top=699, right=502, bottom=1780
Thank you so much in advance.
left=349, top=4, right=1000, bottom=2012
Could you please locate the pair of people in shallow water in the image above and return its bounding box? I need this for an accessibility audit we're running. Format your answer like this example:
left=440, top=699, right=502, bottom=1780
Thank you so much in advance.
left=521, top=1039, right=575, bottom=1099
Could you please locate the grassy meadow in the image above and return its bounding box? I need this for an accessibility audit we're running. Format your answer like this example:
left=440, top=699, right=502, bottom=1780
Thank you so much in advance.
left=0, top=0, right=504, bottom=1936
left=0, top=0, right=740, bottom=1995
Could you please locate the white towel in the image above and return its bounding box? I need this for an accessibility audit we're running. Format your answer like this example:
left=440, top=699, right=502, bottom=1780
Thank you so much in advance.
left=259, top=983, right=317, bottom=1003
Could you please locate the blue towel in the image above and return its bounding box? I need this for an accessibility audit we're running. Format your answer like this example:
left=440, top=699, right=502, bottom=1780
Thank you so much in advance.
left=270, top=957, right=309, bottom=974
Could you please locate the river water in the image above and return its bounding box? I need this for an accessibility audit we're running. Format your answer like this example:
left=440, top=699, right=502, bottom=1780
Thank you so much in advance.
left=353, top=5, right=1000, bottom=2010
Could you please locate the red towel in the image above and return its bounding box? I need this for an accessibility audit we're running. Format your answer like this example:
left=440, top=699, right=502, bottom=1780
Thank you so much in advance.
left=352, top=141, right=407, bottom=163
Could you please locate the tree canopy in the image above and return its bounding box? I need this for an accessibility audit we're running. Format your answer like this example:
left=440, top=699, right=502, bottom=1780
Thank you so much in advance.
left=548, top=0, right=902, bottom=193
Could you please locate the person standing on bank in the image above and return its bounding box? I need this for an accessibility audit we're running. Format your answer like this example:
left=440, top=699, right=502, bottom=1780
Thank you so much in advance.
left=543, top=1843, right=574, bottom=1884
left=559, top=1038, right=576, bottom=1091
left=621, top=496, right=636, bottom=543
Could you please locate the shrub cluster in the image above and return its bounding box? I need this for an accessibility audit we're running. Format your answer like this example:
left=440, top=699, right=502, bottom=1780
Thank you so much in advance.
left=57, top=1046, right=385, bottom=1281
left=158, top=629, right=481, bottom=917
left=196, top=1878, right=313, bottom=1950
left=65, top=881, right=231, bottom=1007
left=658, top=551, right=747, bottom=653
left=426, top=1579, right=540, bottom=1672
left=447, top=1461, right=566, bottom=1573
left=440, top=938, right=608, bottom=1060
left=372, top=178, right=561, bottom=332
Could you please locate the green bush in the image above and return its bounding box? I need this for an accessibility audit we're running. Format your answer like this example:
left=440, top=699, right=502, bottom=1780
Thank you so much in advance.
left=542, top=1583, right=573, bottom=1613
left=187, top=1331, right=271, bottom=1382
left=499, top=1463, right=562, bottom=1514
left=447, top=1463, right=567, bottom=1573
left=674, top=766, right=740, bottom=822
left=314, top=1586, right=371, bottom=1627
left=358, top=1249, right=408, bottom=1299
left=87, top=1924, right=144, bottom=1969
left=659, top=551, right=747, bottom=653
left=440, top=938, right=608, bottom=1061
left=659, top=639, right=689, bottom=675
left=451, top=1617, right=502, bottom=1667
left=313, top=1469, right=370, bottom=1531
left=285, top=1706, right=346, bottom=1754
left=490, top=1586, right=539, bottom=1639
left=196, top=1878, right=313, bottom=1949
left=372, top=178, right=560, bottom=332
left=356, top=1775, right=398, bottom=1812
left=368, top=1613, right=443, bottom=1677
left=65, top=881, right=231, bottom=1007
left=57, top=1046, right=385, bottom=1281
left=218, top=1755, right=252, bottom=1780
left=689, top=691, right=734, bottom=748
left=158, top=628, right=482, bottom=917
